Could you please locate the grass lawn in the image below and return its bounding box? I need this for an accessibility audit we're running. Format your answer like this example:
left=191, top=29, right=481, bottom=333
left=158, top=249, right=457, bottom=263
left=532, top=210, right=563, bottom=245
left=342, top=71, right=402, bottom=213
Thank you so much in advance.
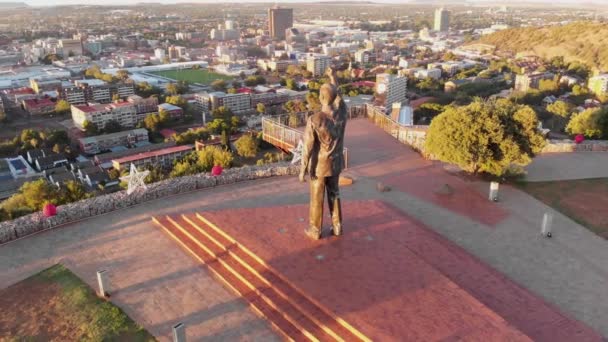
left=148, top=69, right=233, bottom=85
left=517, top=178, right=608, bottom=239
left=0, top=264, right=156, bottom=341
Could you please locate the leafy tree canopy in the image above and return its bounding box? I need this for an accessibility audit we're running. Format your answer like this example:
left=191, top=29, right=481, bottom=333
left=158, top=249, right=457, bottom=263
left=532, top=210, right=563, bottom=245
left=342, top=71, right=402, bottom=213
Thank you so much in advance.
left=425, top=99, right=546, bottom=177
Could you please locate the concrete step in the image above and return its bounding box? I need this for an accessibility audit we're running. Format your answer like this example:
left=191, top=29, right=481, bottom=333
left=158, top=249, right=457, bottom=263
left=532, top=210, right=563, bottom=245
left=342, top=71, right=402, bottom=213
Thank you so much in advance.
left=189, top=213, right=370, bottom=342
left=152, top=216, right=329, bottom=342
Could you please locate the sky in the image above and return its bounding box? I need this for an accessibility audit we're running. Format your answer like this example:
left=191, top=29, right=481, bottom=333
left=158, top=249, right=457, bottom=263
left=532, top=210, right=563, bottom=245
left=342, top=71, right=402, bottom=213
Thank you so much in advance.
left=0, top=0, right=608, bottom=6
left=3, top=0, right=607, bottom=6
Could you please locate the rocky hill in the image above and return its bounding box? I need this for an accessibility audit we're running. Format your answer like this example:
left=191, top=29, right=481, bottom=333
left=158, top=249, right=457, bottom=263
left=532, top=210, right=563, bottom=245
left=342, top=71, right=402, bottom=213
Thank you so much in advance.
left=477, top=21, right=608, bottom=72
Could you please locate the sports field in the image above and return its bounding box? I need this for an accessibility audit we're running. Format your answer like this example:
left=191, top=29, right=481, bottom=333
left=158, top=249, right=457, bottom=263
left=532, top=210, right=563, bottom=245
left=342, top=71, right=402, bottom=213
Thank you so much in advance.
left=148, top=69, right=233, bottom=85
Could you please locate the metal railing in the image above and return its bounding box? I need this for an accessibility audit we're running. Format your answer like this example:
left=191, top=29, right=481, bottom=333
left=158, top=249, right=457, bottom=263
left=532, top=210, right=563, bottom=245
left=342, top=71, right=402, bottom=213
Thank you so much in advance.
left=261, top=115, right=349, bottom=169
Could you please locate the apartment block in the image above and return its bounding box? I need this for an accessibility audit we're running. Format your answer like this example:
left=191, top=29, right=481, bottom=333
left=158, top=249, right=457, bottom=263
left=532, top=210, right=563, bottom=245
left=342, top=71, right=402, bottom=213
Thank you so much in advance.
left=127, top=95, right=159, bottom=121
left=112, top=144, right=193, bottom=171
left=195, top=91, right=252, bottom=115
left=306, top=54, right=331, bottom=77
left=376, top=73, right=408, bottom=112
left=78, top=128, right=149, bottom=155
left=71, top=102, right=138, bottom=131
left=514, top=72, right=555, bottom=92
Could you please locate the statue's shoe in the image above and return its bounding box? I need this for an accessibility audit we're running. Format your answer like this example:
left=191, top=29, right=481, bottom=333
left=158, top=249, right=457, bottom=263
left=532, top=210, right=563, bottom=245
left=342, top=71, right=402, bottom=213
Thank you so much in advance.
left=304, top=227, right=321, bottom=240
left=332, top=225, right=342, bottom=236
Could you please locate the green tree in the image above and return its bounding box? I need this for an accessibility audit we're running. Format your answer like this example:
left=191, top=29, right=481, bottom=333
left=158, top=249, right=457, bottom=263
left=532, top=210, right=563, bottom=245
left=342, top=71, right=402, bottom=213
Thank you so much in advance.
left=425, top=99, right=546, bottom=177
left=60, top=180, right=90, bottom=203
left=566, top=107, right=606, bottom=138
left=234, top=134, right=259, bottom=158
left=116, top=69, right=129, bottom=81
left=538, top=78, right=559, bottom=93
left=572, top=84, right=588, bottom=96
left=165, top=95, right=188, bottom=109
left=82, top=120, right=99, bottom=136
left=166, top=83, right=179, bottom=96
left=546, top=100, right=573, bottom=118
left=144, top=113, right=162, bottom=132
left=285, top=78, right=297, bottom=90
left=21, top=179, right=60, bottom=210
left=211, top=80, right=227, bottom=92
left=55, top=100, right=71, bottom=114
left=256, top=103, right=266, bottom=115
left=170, top=146, right=233, bottom=177
left=103, top=120, right=122, bottom=133
left=136, top=82, right=162, bottom=97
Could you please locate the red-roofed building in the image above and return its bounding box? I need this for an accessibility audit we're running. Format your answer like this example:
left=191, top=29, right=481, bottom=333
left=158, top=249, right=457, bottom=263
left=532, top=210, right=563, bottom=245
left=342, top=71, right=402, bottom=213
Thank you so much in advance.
left=351, top=81, right=376, bottom=88
left=21, top=98, right=55, bottom=115
left=111, top=144, right=193, bottom=170
left=159, top=128, right=177, bottom=139
left=237, top=87, right=253, bottom=94
left=410, top=97, right=436, bottom=110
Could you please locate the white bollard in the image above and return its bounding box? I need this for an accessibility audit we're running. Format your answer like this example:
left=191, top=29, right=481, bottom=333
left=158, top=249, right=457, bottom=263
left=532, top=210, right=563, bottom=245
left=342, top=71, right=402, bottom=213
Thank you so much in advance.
left=489, top=182, right=499, bottom=202
left=541, top=212, right=553, bottom=238
left=96, top=270, right=110, bottom=297
left=173, top=322, right=186, bottom=342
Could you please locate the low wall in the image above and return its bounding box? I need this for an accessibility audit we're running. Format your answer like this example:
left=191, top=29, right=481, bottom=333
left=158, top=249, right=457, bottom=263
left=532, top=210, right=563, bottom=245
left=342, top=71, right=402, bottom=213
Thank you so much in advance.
left=0, top=163, right=299, bottom=245
left=542, top=140, right=608, bottom=153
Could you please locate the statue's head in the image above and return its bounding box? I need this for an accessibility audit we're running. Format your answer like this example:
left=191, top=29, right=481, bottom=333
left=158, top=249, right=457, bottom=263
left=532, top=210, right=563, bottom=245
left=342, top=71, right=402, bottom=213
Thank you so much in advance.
left=319, top=83, right=338, bottom=107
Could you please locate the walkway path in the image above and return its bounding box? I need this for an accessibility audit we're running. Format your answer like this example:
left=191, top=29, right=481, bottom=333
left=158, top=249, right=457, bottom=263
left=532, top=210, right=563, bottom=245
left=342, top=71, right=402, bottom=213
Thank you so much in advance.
left=525, top=152, right=608, bottom=181
left=1, top=119, right=607, bottom=340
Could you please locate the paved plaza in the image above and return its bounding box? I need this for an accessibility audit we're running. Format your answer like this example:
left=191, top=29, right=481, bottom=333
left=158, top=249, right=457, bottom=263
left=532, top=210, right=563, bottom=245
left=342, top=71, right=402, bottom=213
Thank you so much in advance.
left=1, top=119, right=607, bottom=340
left=525, top=152, right=608, bottom=182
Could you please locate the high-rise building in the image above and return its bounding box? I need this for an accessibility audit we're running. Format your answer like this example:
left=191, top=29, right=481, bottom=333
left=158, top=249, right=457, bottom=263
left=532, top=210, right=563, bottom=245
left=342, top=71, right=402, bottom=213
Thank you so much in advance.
left=434, top=7, right=450, bottom=32
left=154, top=48, right=166, bottom=61
left=225, top=20, right=235, bottom=30
left=268, top=6, right=293, bottom=40
left=59, top=39, right=83, bottom=56
left=306, top=54, right=331, bottom=77
left=375, top=73, right=407, bottom=112
left=588, top=74, right=608, bottom=96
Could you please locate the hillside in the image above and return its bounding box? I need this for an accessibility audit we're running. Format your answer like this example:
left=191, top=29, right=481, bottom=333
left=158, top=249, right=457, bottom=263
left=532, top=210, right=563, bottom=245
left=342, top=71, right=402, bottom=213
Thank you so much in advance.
left=477, top=21, right=608, bottom=72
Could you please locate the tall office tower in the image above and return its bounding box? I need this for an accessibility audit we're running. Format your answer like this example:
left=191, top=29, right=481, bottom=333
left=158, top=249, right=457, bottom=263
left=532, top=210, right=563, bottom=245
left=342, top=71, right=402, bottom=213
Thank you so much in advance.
left=268, top=6, right=293, bottom=40
left=434, top=7, right=450, bottom=32
left=375, top=73, right=407, bottom=112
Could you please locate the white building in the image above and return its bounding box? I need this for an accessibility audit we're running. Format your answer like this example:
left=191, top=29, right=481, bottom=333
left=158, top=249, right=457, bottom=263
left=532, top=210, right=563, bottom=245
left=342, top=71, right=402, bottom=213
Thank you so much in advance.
left=71, top=102, right=138, bottom=131
left=376, top=73, right=407, bottom=112
left=306, top=54, right=331, bottom=77
left=434, top=8, right=450, bottom=32
left=415, top=68, right=442, bottom=80
left=355, top=50, right=372, bottom=64
left=154, top=48, right=166, bottom=61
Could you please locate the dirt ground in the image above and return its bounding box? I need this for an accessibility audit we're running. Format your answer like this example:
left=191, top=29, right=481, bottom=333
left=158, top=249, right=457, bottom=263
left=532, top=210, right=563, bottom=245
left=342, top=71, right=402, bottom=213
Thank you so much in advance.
left=518, top=178, right=608, bottom=239
left=0, top=265, right=154, bottom=342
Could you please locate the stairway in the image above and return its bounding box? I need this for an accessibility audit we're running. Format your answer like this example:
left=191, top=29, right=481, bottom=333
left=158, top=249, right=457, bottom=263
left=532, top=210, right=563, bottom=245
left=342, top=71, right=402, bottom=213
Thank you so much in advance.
left=152, top=213, right=370, bottom=342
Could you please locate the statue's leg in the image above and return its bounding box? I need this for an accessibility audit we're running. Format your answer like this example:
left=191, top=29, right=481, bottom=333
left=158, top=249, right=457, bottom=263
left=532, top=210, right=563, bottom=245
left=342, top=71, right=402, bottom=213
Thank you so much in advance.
left=326, top=175, right=342, bottom=236
left=306, top=176, right=324, bottom=239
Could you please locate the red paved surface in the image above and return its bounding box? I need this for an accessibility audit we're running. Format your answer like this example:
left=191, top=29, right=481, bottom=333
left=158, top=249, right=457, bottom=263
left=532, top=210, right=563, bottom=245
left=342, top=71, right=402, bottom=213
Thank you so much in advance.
left=199, top=200, right=602, bottom=341
left=344, top=119, right=508, bottom=226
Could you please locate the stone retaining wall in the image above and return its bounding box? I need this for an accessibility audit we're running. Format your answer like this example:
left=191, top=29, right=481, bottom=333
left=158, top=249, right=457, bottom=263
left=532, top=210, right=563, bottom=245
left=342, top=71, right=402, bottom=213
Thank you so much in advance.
left=542, top=140, right=608, bottom=153
left=0, top=163, right=299, bottom=244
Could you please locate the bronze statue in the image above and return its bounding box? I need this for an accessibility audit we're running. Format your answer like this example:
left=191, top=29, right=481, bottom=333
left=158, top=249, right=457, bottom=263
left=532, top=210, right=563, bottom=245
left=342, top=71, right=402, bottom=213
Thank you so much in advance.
left=299, top=67, right=347, bottom=240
